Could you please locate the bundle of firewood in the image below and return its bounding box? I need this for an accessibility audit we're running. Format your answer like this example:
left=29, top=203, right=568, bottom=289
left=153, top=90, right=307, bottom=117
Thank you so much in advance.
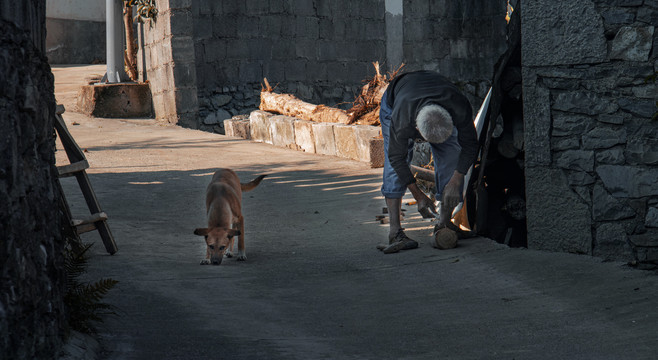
left=259, top=62, right=404, bottom=126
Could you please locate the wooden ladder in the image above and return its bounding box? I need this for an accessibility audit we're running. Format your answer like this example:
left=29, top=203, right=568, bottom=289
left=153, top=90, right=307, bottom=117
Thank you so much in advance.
left=55, top=104, right=118, bottom=254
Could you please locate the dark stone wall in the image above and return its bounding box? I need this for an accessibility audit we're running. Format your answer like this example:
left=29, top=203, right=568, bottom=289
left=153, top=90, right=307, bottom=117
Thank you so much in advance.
left=190, top=0, right=387, bottom=132
left=402, top=0, right=509, bottom=100
left=145, top=0, right=508, bottom=131
left=522, top=0, right=657, bottom=266
left=0, top=1, right=66, bottom=358
left=45, top=17, right=106, bottom=64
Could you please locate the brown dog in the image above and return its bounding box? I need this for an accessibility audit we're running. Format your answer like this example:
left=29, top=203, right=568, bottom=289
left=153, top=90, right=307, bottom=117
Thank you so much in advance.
left=194, top=168, right=266, bottom=265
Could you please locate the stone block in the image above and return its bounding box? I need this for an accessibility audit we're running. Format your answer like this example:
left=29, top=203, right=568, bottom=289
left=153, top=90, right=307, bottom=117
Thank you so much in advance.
left=77, top=83, right=153, bottom=118
left=172, top=62, right=197, bottom=88
left=294, top=120, right=315, bottom=153
left=169, top=0, right=193, bottom=9
left=270, top=115, right=297, bottom=149
left=249, top=110, right=274, bottom=144
left=162, top=91, right=178, bottom=121
left=597, top=165, right=658, bottom=198
left=168, top=9, right=193, bottom=36
left=285, top=59, right=307, bottom=81
left=151, top=92, right=166, bottom=120
left=334, top=124, right=358, bottom=160
left=554, top=150, right=594, bottom=172
left=552, top=92, right=619, bottom=116
left=174, top=87, right=199, bottom=115
left=594, top=223, right=632, bottom=262
left=224, top=118, right=251, bottom=139
left=629, top=230, right=658, bottom=248
left=522, top=0, right=606, bottom=66
left=239, top=61, right=263, bottom=82
left=312, top=122, right=336, bottom=156
left=522, top=69, right=551, bottom=167
left=263, top=61, right=285, bottom=83
left=293, top=1, right=317, bottom=17
left=646, top=207, right=658, bottom=228
left=610, top=26, right=655, bottom=62
left=170, top=36, right=196, bottom=63
left=367, top=137, right=385, bottom=168
left=212, top=15, right=237, bottom=37
left=525, top=166, right=592, bottom=254
left=592, top=184, right=636, bottom=221
left=355, top=125, right=384, bottom=167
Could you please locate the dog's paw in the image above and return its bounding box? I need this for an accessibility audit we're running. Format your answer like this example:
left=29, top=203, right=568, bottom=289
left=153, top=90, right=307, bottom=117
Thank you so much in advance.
left=225, top=251, right=233, bottom=258
left=200, top=259, right=211, bottom=265
left=237, top=252, right=247, bottom=261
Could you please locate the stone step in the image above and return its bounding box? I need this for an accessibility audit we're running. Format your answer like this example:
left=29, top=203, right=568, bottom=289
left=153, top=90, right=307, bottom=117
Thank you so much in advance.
left=224, top=111, right=384, bottom=168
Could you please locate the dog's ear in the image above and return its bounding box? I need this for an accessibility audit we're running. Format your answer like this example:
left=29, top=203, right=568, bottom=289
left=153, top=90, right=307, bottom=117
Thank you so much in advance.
left=227, top=229, right=241, bottom=237
left=194, top=228, right=209, bottom=236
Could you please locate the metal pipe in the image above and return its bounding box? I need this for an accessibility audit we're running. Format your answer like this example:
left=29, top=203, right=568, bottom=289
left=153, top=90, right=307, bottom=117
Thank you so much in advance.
left=106, top=0, right=128, bottom=83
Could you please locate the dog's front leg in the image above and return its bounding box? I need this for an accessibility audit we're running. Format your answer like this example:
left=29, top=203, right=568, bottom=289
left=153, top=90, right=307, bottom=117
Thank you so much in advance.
left=225, top=235, right=235, bottom=258
left=200, top=247, right=211, bottom=265
left=237, top=218, right=246, bottom=261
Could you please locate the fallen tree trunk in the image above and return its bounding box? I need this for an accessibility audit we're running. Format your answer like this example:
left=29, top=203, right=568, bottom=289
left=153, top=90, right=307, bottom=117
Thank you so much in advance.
left=259, top=90, right=351, bottom=124
left=259, top=62, right=404, bottom=126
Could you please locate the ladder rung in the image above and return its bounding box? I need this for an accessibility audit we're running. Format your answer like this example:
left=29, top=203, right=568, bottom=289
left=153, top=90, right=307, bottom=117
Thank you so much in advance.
left=71, top=212, right=108, bottom=227
left=75, top=223, right=97, bottom=234
left=57, top=160, right=89, bottom=177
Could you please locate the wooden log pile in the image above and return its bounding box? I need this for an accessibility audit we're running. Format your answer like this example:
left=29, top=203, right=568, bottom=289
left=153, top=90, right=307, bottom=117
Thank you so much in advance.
left=259, top=62, right=404, bottom=126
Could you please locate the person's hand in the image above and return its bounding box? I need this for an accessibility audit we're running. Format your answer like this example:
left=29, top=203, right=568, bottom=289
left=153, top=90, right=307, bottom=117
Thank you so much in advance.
left=416, top=192, right=436, bottom=219
left=441, top=172, right=464, bottom=221
left=408, top=183, right=436, bottom=218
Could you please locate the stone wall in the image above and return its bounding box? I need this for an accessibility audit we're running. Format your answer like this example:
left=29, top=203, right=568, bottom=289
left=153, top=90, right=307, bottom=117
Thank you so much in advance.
left=45, top=0, right=106, bottom=64
left=190, top=0, right=387, bottom=133
left=142, top=0, right=199, bottom=127
left=0, top=1, right=67, bottom=359
left=144, top=0, right=509, bottom=132
left=402, top=0, right=509, bottom=104
left=521, top=0, right=657, bottom=265
left=46, top=17, right=106, bottom=64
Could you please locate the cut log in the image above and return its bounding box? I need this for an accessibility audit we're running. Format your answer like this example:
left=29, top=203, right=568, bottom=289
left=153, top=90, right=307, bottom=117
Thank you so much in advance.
left=259, top=62, right=404, bottom=126
left=259, top=90, right=351, bottom=124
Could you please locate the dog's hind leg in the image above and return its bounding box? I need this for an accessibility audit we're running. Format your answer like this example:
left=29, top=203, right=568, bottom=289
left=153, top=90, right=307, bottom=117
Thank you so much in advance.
left=236, top=218, right=247, bottom=261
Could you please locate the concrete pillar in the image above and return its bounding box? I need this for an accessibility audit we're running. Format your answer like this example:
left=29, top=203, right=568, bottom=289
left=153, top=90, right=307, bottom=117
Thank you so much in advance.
left=106, top=0, right=129, bottom=83
left=385, top=0, right=403, bottom=72
left=137, top=22, right=147, bottom=82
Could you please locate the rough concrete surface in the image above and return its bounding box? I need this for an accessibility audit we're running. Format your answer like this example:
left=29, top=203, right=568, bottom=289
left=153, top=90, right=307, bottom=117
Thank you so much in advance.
left=53, top=66, right=658, bottom=360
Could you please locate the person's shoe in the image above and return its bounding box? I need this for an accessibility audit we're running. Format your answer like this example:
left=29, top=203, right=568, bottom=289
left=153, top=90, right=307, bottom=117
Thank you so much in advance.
left=382, top=229, right=419, bottom=254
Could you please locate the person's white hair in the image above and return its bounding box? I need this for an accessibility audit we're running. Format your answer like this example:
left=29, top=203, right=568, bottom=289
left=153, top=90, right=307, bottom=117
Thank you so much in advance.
left=416, top=104, right=453, bottom=144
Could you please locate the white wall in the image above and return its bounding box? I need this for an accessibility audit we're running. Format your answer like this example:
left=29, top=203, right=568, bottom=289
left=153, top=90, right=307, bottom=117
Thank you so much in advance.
left=46, top=0, right=105, bottom=22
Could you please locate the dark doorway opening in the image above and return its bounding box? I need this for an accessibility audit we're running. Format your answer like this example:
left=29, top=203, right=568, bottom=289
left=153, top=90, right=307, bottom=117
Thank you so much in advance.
left=468, top=0, right=526, bottom=248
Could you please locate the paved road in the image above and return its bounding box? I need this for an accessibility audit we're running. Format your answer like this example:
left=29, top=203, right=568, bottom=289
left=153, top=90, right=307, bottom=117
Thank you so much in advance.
left=55, top=66, right=658, bottom=360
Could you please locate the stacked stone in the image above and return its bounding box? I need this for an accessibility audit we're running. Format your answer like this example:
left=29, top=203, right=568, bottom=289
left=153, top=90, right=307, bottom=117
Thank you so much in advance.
left=1, top=1, right=67, bottom=358
left=145, top=0, right=513, bottom=133
left=190, top=0, right=386, bottom=126
left=142, top=0, right=198, bottom=128
left=225, top=110, right=384, bottom=168
left=523, top=0, right=657, bottom=266
left=198, top=84, right=261, bottom=134
left=402, top=0, right=508, bottom=103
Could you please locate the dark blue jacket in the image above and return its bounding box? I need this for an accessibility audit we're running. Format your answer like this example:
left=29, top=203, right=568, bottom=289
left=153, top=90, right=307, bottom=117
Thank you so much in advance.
left=386, top=70, right=478, bottom=186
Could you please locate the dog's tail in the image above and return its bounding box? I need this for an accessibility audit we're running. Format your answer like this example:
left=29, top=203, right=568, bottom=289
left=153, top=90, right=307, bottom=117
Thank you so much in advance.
left=241, top=174, right=267, bottom=192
